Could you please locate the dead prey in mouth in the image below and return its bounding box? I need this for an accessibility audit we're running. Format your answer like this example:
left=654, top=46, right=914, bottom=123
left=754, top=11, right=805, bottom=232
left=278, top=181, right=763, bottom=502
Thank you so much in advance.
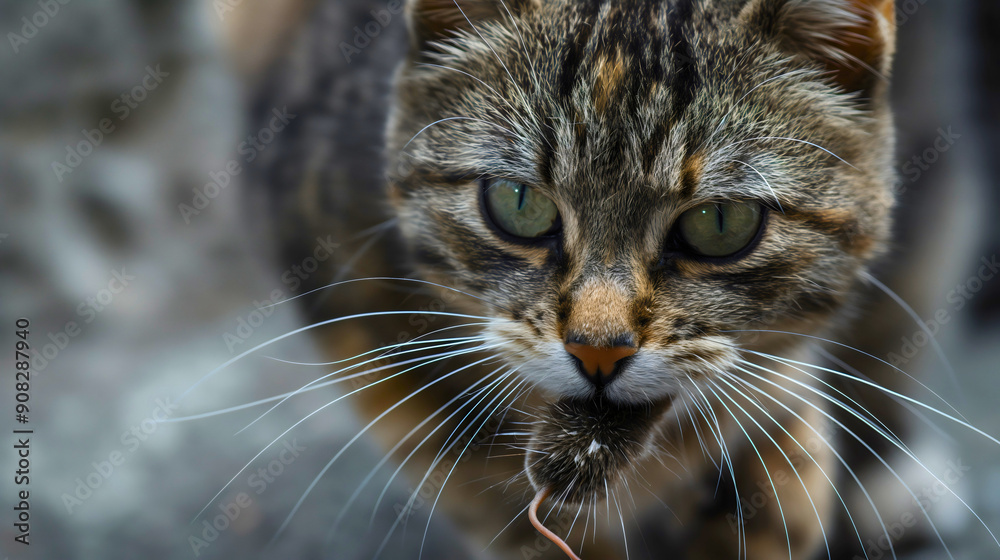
left=526, top=397, right=672, bottom=558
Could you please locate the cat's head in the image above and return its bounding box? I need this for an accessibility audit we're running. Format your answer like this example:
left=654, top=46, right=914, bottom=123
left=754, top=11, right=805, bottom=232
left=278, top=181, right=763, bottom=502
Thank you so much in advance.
left=387, top=0, right=896, bottom=504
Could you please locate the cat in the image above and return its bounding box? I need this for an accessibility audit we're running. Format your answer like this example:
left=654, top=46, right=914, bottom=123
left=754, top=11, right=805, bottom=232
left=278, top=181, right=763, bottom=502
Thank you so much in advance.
left=239, top=0, right=987, bottom=557
left=379, top=1, right=897, bottom=557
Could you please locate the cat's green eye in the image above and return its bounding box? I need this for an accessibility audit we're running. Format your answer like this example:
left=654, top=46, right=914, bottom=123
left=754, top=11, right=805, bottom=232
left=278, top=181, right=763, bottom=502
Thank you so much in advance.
left=677, top=201, right=764, bottom=258
left=483, top=179, right=560, bottom=239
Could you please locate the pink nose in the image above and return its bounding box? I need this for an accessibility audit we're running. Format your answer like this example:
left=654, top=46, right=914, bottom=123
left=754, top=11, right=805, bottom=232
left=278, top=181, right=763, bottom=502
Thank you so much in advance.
left=564, top=342, right=637, bottom=387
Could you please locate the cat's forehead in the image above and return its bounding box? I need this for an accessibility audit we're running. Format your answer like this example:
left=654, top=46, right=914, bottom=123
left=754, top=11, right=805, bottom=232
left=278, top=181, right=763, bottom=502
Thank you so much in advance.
left=456, top=1, right=774, bottom=198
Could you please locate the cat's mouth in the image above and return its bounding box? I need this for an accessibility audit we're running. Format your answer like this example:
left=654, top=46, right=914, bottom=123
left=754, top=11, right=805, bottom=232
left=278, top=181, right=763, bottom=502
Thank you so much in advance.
left=525, top=396, right=672, bottom=505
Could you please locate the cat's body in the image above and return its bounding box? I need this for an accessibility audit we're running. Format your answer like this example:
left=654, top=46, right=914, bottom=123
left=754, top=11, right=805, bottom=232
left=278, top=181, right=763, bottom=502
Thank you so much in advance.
left=243, top=0, right=955, bottom=558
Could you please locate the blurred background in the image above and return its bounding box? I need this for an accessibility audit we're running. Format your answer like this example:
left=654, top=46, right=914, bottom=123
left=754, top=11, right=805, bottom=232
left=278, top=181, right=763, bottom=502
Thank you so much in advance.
left=0, top=0, right=997, bottom=558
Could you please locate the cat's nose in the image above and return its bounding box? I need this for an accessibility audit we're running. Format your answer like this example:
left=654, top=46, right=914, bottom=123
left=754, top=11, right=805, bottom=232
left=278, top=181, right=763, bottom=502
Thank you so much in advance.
left=564, top=334, right=638, bottom=388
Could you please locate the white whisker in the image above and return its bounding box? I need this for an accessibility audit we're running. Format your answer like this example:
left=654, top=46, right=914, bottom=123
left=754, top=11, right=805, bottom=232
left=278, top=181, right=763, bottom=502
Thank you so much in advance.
left=192, top=344, right=501, bottom=525
left=860, top=270, right=963, bottom=401
left=327, top=366, right=509, bottom=538
left=727, top=363, right=889, bottom=560
left=701, top=381, right=793, bottom=560
left=721, top=329, right=967, bottom=422
left=179, top=310, right=495, bottom=401
left=167, top=340, right=486, bottom=423
left=737, top=357, right=994, bottom=557
left=237, top=336, right=490, bottom=434
left=267, top=352, right=505, bottom=547
left=707, top=374, right=831, bottom=559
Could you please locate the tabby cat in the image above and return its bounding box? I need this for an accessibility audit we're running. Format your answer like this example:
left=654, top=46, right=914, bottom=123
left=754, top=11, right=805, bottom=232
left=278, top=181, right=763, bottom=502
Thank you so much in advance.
left=244, top=0, right=976, bottom=557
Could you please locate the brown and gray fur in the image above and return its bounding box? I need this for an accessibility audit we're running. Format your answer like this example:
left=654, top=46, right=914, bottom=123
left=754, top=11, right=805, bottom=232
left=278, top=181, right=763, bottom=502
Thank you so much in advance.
left=242, top=0, right=974, bottom=558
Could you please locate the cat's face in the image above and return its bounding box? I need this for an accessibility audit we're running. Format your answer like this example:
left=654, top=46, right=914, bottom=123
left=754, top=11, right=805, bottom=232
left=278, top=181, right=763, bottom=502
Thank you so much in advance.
left=388, top=0, right=895, bottom=503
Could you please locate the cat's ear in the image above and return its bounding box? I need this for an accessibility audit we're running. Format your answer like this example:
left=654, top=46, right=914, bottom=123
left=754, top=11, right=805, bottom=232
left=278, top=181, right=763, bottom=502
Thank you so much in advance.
left=406, top=0, right=537, bottom=54
left=742, top=0, right=896, bottom=98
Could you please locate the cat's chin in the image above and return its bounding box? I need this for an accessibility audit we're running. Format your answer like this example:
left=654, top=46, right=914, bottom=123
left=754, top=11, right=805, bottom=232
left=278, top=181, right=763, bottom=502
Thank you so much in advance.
left=525, top=396, right=671, bottom=506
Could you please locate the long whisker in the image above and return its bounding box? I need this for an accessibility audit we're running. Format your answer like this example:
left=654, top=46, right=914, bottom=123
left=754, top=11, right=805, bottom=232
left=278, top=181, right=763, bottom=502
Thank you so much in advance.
left=749, top=348, right=992, bottom=445
left=265, top=352, right=506, bottom=547
left=738, top=357, right=995, bottom=557
left=486, top=502, right=532, bottom=552
left=262, top=321, right=487, bottom=366
left=685, top=383, right=733, bottom=482
left=408, top=370, right=527, bottom=558
left=326, top=366, right=510, bottom=539
left=621, top=477, right=652, bottom=559
left=564, top=497, right=586, bottom=547
left=729, top=159, right=784, bottom=213
left=706, top=374, right=832, bottom=559
left=726, top=363, right=890, bottom=560
left=374, top=370, right=528, bottom=558
left=178, top=310, right=494, bottom=401
left=349, top=217, right=399, bottom=240
left=679, top=381, right=748, bottom=554
left=692, top=381, right=748, bottom=558
left=191, top=343, right=501, bottom=524
left=700, top=382, right=793, bottom=560
left=859, top=270, right=963, bottom=401
left=403, top=115, right=519, bottom=151
left=496, top=0, right=539, bottom=92
left=684, top=380, right=748, bottom=556
left=416, top=376, right=531, bottom=560
left=679, top=394, right=716, bottom=468
left=367, top=366, right=518, bottom=526
left=417, top=62, right=521, bottom=116
left=611, top=487, right=630, bottom=560
left=721, top=329, right=967, bottom=421
left=743, top=347, right=910, bottom=455
left=592, top=493, right=599, bottom=543
left=449, top=0, right=537, bottom=135
left=237, top=335, right=490, bottom=434
left=702, top=69, right=814, bottom=151
left=166, top=340, right=484, bottom=423
left=813, top=345, right=953, bottom=443
left=737, top=359, right=949, bottom=557
left=329, top=225, right=391, bottom=287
